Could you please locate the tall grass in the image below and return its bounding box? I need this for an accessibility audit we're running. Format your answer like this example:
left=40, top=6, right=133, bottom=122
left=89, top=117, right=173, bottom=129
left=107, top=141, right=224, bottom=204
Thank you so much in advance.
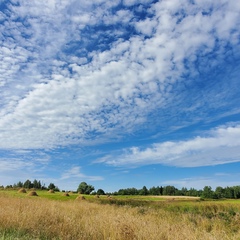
left=0, top=193, right=239, bottom=239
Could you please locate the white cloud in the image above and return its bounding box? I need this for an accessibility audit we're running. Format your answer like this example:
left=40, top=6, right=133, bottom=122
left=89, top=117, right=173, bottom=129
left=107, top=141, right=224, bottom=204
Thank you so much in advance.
left=0, top=0, right=240, bottom=150
left=61, top=166, right=103, bottom=181
left=97, top=124, right=240, bottom=167
left=135, top=18, right=158, bottom=36
left=103, top=9, right=133, bottom=25
left=0, top=158, right=34, bottom=171
left=162, top=175, right=240, bottom=190
left=0, top=149, right=51, bottom=186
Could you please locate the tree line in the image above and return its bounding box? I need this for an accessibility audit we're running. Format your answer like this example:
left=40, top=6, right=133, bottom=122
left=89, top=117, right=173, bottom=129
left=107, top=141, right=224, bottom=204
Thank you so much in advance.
left=2, top=180, right=240, bottom=199
left=2, top=179, right=60, bottom=192
left=111, top=185, right=240, bottom=199
left=77, top=182, right=240, bottom=199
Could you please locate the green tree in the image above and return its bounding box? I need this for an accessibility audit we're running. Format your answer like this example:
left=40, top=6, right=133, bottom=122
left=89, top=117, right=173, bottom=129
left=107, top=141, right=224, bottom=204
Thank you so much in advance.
left=96, top=189, right=105, bottom=195
left=225, top=186, right=234, bottom=198
left=149, top=186, right=159, bottom=195
left=163, top=185, right=176, bottom=196
left=180, top=187, right=188, bottom=196
left=33, top=179, right=42, bottom=189
left=202, top=186, right=213, bottom=199
left=117, top=189, right=125, bottom=195
left=159, top=186, right=163, bottom=195
left=77, top=182, right=94, bottom=194
left=148, top=186, right=161, bottom=195
left=129, top=187, right=139, bottom=195
left=233, top=186, right=240, bottom=199
left=215, top=186, right=224, bottom=199
left=118, top=187, right=139, bottom=195
left=139, top=186, right=148, bottom=195
left=23, top=180, right=33, bottom=189
left=48, top=183, right=56, bottom=190
left=16, top=181, right=23, bottom=188
left=188, top=188, right=199, bottom=197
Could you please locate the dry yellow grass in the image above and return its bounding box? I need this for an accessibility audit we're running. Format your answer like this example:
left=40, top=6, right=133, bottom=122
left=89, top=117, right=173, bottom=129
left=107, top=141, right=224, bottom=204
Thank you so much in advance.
left=0, top=194, right=239, bottom=240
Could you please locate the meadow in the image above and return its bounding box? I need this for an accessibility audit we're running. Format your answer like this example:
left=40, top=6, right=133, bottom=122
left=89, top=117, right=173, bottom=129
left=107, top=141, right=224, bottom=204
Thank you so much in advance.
left=0, top=189, right=240, bottom=240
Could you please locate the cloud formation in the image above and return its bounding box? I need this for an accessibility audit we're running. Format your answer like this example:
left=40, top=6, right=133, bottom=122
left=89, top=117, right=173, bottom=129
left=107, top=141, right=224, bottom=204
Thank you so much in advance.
left=162, top=174, right=240, bottom=190
left=0, top=0, right=240, bottom=156
left=97, top=124, right=240, bottom=167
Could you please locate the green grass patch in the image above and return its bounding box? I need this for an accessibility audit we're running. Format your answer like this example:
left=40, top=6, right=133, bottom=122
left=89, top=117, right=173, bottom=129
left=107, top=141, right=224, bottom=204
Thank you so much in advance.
left=0, top=189, right=79, bottom=201
left=1, top=189, right=240, bottom=212
left=0, top=228, right=61, bottom=240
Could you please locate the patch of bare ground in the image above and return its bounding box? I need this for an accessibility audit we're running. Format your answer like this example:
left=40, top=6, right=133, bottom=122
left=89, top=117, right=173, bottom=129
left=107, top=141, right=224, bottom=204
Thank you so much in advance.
left=152, top=195, right=200, bottom=200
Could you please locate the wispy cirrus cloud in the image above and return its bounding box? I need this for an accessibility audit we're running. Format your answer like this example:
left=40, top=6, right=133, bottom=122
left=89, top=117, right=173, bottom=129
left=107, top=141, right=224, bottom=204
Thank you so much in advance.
left=61, top=166, right=103, bottom=181
left=0, top=149, right=51, bottom=186
left=162, top=174, right=240, bottom=190
left=0, top=149, right=50, bottom=171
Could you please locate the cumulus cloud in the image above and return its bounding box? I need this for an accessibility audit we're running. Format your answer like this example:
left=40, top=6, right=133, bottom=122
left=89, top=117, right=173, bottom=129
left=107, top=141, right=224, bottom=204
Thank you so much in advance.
left=97, top=124, right=240, bottom=167
left=0, top=0, right=240, bottom=150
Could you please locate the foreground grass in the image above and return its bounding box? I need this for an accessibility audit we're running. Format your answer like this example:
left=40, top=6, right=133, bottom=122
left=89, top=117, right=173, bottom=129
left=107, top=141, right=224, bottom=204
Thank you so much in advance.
left=0, top=190, right=240, bottom=239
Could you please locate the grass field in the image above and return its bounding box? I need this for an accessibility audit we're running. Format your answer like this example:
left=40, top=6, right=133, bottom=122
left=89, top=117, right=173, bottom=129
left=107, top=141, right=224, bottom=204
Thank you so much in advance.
left=0, top=189, right=240, bottom=239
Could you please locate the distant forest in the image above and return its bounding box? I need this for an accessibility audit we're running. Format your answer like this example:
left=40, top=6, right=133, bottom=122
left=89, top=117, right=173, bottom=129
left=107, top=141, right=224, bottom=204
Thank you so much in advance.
left=2, top=179, right=60, bottom=192
left=2, top=179, right=240, bottom=199
left=112, top=185, right=240, bottom=199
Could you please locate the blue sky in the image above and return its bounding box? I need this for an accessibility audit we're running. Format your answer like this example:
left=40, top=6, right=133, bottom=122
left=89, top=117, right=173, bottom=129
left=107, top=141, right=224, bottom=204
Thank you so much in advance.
left=1, top=0, right=240, bottom=192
